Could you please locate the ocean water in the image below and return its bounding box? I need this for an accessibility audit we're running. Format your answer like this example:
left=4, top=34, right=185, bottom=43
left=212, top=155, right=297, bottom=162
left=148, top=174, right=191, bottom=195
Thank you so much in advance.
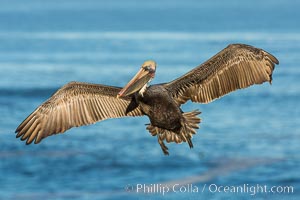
left=0, top=0, right=299, bottom=199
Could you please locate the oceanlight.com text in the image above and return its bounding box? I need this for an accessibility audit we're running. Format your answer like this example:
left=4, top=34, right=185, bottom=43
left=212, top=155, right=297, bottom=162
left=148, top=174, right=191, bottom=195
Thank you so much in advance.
left=125, top=183, right=294, bottom=196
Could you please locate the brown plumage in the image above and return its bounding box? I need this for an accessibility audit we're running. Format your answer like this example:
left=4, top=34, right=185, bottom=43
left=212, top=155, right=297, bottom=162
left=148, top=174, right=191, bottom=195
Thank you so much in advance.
left=15, top=83, right=143, bottom=144
left=15, top=44, right=279, bottom=155
left=164, top=44, right=278, bottom=105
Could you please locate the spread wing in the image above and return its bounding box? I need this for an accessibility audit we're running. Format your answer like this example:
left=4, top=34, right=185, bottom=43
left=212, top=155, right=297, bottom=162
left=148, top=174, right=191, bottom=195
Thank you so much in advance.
left=164, top=44, right=279, bottom=105
left=15, top=81, right=143, bottom=144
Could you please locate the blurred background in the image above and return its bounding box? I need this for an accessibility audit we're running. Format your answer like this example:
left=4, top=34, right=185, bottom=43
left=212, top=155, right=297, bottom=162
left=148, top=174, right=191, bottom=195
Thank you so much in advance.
left=0, top=0, right=299, bottom=199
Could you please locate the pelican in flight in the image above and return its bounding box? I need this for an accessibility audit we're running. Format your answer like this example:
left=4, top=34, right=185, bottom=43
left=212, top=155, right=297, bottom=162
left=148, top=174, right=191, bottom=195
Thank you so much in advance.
left=15, top=44, right=279, bottom=155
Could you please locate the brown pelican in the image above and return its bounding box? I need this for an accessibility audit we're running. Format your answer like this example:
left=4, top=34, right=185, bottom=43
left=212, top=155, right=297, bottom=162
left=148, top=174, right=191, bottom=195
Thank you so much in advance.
left=15, top=44, right=279, bottom=155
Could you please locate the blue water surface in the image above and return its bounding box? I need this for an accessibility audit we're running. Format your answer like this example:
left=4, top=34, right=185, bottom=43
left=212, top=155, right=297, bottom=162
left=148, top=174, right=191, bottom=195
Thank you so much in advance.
left=0, top=0, right=299, bottom=199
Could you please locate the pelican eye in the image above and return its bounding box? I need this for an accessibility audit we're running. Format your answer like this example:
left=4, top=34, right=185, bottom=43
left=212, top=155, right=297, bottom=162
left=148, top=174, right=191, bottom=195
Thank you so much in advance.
left=143, top=66, right=155, bottom=73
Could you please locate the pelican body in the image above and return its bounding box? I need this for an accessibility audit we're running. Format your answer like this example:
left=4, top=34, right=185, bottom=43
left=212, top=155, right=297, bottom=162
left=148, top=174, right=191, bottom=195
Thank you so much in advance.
left=15, top=44, right=279, bottom=155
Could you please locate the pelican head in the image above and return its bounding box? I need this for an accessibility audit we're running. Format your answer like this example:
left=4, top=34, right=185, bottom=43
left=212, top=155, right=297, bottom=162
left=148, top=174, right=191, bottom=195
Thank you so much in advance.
left=117, top=60, right=156, bottom=98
